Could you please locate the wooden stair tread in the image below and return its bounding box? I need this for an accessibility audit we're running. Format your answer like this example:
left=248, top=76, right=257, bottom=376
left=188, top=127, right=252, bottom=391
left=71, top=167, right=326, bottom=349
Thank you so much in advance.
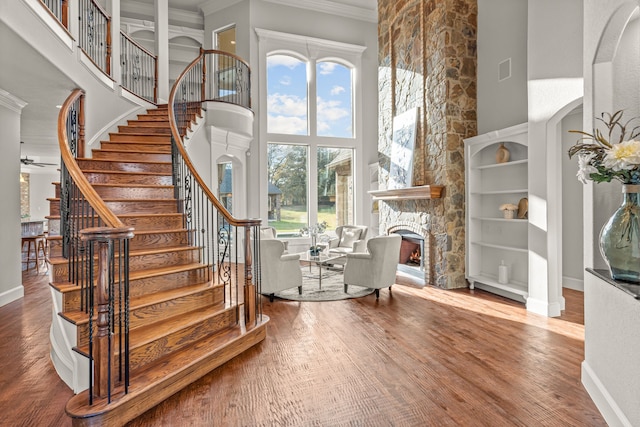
left=51, top=262, right=209, bottom=293
left=77, top=158, right=171, bottom=166
left=93, top=148, right=170, bottom=155
left=72, top=303, right=234, bottom=357
left=65, top=317, right=268, bottom=422
left=61, top=281, right=220, bottom=325
left=90, top=183, right=174, bottom=189
left=82, top=169, right=171, bottom=176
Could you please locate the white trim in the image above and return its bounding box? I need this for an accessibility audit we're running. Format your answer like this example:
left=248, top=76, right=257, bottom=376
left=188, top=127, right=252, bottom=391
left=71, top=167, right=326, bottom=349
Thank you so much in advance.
left=78, top=50, right=115, bottom=90
left=120, top=17, right=205, bottom=45
left=86, top=105, right=146, bottom=148
left=582, top=361, right=633, bottom=427
left=23, top=0, right=74, bottom=51
left=0, top=88, right=28, bottom=113
left=255, top=28, right=367, bottom=58
left=562, top=276, right=584, bottom=291
left=200, top=0, right=243, bottom=16
left=0, top=285, right=24, bottom=308
left=120, top=0, right=203, bottom=28
left=525, top=296, right=562, bottom=317
left=263, top=0, right=377, bottom=23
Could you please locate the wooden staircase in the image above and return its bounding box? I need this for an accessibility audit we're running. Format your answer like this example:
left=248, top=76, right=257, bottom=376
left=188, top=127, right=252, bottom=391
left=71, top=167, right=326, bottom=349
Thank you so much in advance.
left=47, top=105, right=267, bottom=426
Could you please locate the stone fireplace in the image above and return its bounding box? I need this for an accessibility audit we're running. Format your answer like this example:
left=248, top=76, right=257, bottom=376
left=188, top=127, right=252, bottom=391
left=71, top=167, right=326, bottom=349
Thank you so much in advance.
left=388, top=221, right=431, bottom=285
left=377, top=0, right=477, bottom=289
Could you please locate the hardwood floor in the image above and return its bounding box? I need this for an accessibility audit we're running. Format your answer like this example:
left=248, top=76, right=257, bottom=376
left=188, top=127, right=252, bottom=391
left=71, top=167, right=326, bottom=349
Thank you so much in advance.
left=2, top=269, right=605, bottom=426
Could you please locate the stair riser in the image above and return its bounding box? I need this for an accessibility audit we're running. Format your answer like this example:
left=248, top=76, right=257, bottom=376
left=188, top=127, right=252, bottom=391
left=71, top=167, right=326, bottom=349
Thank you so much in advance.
left=109, top=133, right=171, bottom=143
left=100, top=143, right=172, bottom=153
left=118, top=126, right=171, bottom=135
left=106, top=200, right=178, bottom=215
left=50, top=248, right=202, bottom=283
left=137, top=114, right=169, bottom=122
left=77, top=159, right=172, bottom=174
left=127, top=120, right=170, bottom=127
left=92, top=151, right=172, bottom=163
left=93, top=186, right=175, bottom=200
left=58, top=267, right=212, bottom=312
left=75, top=288, right=225, bottom=348
left=83, top=172, right=172, bottom=186
left=128, top=308, right=237, bottom=372
left=129, top=231, right=192, bottom=250
left=120, top=215, right=184, bottom=231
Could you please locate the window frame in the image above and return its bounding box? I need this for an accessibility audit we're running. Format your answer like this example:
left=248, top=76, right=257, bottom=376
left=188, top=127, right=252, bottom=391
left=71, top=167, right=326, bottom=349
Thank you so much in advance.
left=256, top=29, right=366, bottom=235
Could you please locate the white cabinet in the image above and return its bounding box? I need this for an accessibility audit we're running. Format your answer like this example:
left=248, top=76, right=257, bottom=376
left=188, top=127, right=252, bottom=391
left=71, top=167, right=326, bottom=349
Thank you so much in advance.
left=464, top=123, right=528, bottom=302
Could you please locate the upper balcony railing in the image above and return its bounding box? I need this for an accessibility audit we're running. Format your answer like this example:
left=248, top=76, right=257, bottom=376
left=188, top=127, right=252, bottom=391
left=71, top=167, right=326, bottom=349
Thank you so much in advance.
left=120, top=31, right=158, bottom=104
left=78, top=0, right=111, bottom=76
left=40, top=0, right=69, bottom=29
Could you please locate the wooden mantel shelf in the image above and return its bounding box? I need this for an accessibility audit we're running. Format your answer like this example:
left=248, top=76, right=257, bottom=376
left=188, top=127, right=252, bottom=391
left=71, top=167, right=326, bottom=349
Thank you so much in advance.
left=368, top=185, right=444, bottom=201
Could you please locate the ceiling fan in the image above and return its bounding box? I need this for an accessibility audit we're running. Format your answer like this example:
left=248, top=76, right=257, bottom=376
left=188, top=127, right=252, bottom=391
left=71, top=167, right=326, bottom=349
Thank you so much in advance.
left=20, top=156, right=57, bottom=167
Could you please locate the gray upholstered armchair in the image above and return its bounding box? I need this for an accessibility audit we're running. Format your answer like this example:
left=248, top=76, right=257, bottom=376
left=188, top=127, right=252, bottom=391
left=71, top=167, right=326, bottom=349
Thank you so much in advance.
left=343, top=234, right=402, bottom=298
left=258, top=239, right=302, bottom=302
left=327, top=225, right=368, bottom=258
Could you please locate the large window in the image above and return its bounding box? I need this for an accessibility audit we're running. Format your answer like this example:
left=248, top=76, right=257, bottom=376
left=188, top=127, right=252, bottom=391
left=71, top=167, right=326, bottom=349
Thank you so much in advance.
left=258, top=29, right=364, bottom=235
left=266, top=53, right=355, bottom=235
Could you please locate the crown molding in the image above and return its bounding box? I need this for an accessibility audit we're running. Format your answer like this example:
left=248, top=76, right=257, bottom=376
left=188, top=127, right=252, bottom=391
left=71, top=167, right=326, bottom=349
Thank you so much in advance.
left=121, top=0, right=203, bottom=28
left=0, top=88, right=28, bottom=113
left=199, top=0, right=242, bottom=16
left=264, top=0, right=377, bottom=23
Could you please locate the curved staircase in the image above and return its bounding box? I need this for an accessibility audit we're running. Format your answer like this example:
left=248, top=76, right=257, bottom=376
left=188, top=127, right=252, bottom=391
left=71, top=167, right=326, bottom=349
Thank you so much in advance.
left=47, top=105, right=267, bottom=426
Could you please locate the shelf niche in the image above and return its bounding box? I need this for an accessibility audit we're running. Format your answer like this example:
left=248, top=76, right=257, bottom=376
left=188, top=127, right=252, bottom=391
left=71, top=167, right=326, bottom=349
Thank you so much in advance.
left=368, top=185, right=444, bottom=201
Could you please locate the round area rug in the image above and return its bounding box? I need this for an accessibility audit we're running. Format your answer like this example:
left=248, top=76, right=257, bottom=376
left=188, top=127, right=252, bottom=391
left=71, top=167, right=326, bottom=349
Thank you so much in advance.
left=273, top=266, right=374, bottom=301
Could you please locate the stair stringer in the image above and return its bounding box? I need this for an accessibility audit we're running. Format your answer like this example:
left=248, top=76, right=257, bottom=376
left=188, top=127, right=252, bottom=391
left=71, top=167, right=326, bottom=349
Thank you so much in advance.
left=49, top=285, right=89, bottom=393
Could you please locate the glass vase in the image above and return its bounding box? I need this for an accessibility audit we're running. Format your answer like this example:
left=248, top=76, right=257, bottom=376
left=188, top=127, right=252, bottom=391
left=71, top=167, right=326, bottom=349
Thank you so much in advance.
left=599, top=184, right=640, bottom=283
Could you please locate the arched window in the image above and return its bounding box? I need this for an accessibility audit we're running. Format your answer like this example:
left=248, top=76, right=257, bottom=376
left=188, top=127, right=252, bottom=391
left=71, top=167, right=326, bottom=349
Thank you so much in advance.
left=258, top=30, right=364, bottom=237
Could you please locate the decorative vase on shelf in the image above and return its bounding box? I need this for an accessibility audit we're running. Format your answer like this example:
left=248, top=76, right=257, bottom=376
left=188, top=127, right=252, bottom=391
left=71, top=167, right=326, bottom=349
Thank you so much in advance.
left=599, top=184, right=640, bottom=284
left=495, top=142, right=510, bottom=164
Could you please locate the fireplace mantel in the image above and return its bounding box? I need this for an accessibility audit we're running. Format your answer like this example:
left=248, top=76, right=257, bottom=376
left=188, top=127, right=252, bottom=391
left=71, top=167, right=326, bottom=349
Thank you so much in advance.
left=369, top=185, right=444, bottom=201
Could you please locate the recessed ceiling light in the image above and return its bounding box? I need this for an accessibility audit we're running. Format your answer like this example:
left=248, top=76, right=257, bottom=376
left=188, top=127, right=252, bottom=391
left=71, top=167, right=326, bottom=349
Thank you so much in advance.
left=56, top=105, right=62, bottom=109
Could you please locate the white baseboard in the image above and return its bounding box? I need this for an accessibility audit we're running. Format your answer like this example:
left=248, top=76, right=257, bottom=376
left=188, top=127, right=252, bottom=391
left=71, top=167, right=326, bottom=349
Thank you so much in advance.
left=525, top=296, right=562, bottom=317
left=562, top=276, right=584, bottom=291
left=582, top=361, right=632, bottom=427
left=0, top=285, right=24, bottom=308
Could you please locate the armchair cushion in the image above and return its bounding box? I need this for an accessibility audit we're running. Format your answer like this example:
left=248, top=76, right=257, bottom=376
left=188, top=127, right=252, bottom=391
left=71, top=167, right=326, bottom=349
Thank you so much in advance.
left=338, top=228, right=362, bottom=248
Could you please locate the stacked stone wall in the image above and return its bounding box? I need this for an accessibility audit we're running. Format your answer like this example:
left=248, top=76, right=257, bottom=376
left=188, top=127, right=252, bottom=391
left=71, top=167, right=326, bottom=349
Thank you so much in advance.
left=378, top=0, right=477, bottom=288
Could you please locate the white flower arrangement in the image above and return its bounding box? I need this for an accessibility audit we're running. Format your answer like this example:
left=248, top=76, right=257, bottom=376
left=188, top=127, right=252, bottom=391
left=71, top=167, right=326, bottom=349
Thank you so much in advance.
left=569, top=111, right=640, bottom=185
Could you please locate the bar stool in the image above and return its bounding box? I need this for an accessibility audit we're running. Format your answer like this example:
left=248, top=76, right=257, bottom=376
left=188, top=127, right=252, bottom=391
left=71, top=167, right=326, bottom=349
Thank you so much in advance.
left=22, top=234, right=47, bottom=273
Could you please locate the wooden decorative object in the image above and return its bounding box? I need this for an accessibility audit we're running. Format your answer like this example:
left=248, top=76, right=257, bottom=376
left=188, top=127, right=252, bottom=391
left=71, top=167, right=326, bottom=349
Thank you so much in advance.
left=495, top=143, right=510, bottom=163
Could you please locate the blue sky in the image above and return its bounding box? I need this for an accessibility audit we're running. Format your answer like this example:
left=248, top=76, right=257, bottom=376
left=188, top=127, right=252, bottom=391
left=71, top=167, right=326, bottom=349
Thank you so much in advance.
left=267, top=54, right=353, bottom=137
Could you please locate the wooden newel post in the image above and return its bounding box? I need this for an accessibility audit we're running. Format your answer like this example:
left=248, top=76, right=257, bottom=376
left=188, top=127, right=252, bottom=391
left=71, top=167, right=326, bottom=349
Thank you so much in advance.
left=80, top=226, right=134, bottom=399
left=243, top=226, right=255, bottom=327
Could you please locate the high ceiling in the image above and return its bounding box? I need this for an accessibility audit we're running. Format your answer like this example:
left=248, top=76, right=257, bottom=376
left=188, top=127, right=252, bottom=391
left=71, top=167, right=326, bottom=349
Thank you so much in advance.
left=8, top=0, right=378, bottom=171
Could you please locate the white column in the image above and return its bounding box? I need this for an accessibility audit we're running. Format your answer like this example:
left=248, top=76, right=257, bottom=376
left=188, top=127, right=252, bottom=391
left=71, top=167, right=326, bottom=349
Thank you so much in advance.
left=155, top=0, right=170, bottom=103
left=107, top=0, right=121, bottom=86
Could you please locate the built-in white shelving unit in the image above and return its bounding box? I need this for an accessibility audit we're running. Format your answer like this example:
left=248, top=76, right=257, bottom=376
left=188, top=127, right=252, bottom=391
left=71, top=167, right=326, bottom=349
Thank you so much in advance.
left=464, top=123, right=528, bottom=302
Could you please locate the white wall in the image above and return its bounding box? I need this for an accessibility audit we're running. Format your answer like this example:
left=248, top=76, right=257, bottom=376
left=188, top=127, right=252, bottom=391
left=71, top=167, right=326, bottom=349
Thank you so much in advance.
left=561, top=109, right=584, bottom=289
left=28, top=170, right=58, bottom=222
left=477, top=0, right=528, bottom=134
left=0, top=94, right=25, bottom=307
left=526, top=0, right=584, bottom=317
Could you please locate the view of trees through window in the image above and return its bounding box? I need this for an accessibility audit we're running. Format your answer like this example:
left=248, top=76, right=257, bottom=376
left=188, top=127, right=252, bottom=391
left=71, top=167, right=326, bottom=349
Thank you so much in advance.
left=266, top=52, right=355, bottom=235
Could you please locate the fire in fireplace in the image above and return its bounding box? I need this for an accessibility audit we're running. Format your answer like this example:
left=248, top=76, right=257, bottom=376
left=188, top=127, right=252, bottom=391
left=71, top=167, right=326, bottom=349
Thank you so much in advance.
left=393, top=229, right=425, bottom=273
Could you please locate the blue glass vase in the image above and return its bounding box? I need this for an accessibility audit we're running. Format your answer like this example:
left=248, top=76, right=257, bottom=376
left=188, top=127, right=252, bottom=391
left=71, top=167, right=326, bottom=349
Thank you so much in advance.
left=599, top=185, right=640, bottom=283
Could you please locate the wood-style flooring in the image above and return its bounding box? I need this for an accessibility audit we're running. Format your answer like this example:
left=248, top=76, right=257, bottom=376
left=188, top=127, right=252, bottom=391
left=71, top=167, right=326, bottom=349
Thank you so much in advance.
left=2, top=268, right=606, bottom=426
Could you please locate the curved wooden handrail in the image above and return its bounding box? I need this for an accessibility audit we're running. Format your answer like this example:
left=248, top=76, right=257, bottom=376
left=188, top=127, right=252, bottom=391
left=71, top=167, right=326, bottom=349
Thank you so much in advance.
left=120, top=31, right=157, bottom=60
left=168, top=51, right=259, bottom=228
left=58, top=89, right=125, bottom=228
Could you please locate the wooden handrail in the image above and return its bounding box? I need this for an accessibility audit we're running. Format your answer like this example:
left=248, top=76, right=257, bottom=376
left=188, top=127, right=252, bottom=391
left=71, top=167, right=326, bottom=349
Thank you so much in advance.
left=57, top=89, right=124, bottom=228
left=120, top=31, right=157, bottom=60
left=168, top=51, right=257, bottom=229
